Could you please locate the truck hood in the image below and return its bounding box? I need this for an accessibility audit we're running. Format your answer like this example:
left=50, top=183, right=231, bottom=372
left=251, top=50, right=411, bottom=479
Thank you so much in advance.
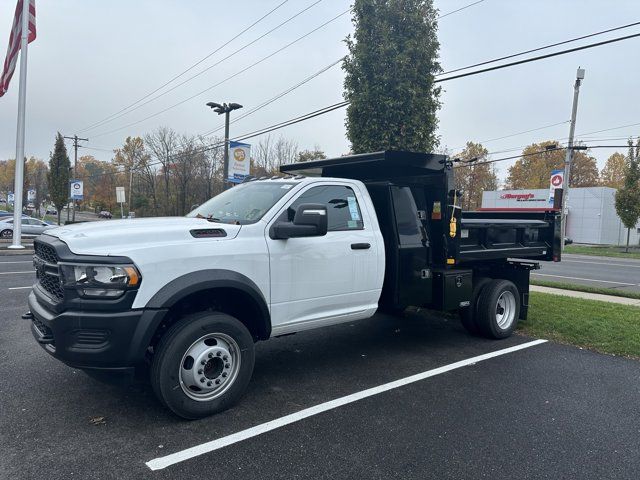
left=43, top=217, right=241, bottom=256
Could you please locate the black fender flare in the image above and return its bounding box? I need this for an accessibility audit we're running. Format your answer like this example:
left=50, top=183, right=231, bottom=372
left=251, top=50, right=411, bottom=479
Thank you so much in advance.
left=146, top=269, right=271, bottom=339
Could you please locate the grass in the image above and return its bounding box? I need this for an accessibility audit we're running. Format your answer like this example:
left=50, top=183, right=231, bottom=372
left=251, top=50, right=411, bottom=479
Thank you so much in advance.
left=518, top=292, right=640, bottom=358
left=565, top=244, right=640, bottom=259
left=530, top=279, right=640, bottom=300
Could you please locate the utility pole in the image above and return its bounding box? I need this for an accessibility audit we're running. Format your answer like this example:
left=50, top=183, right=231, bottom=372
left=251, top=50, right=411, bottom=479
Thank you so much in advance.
left=206, top=102, right=243, bottom=189
left=561, top=67, right=585, bottom=251
left=63, top=135, right=88, bottom=222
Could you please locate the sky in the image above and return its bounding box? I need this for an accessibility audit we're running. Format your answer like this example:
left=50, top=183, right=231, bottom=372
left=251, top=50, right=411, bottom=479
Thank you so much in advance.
left=1, top=0, right=639, bottom=185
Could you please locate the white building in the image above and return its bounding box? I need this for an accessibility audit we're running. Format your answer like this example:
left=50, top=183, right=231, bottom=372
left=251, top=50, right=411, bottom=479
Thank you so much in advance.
left=481, top=186, right=640, bottom=245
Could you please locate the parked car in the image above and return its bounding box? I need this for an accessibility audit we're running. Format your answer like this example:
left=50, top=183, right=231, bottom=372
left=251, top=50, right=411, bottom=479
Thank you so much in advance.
left=26, top=151, right=563, bottom=419
left=45, top=206, right=57, bottom=215
left=564, top=237, right=574, bottom=245
left=98, top=211, right=112, bottom=219
left=0, top=217, right=55, bottom=238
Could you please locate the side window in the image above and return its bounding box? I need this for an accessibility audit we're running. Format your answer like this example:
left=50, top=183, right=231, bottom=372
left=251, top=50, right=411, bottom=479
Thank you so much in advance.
left=391, top=186, right=424, bottom=246
left=286, top=185, right=364, bottom=231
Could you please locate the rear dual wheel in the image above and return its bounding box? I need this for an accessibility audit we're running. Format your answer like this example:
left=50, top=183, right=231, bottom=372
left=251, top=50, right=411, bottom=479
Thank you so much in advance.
left=460, top=279, right=520, bottom=339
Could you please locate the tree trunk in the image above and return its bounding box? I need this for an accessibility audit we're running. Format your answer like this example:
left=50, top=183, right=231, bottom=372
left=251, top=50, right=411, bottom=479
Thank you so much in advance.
left=626, top=227, right=631, bottom=253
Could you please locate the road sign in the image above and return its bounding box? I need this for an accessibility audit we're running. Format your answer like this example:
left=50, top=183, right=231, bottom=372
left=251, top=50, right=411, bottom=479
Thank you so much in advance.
left=8, top=192, right=14, bottom=204
left=228, top=141, right=251, bottom=183
left=548, top=170, right=564, bottom=205
left=116, top=186, right=126, bottom=204
left=70, top=180, right=84, bottom=200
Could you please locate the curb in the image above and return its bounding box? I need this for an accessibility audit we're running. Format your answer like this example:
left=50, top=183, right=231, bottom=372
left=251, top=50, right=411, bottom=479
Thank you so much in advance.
left=530, top=285, right=640, bottom=307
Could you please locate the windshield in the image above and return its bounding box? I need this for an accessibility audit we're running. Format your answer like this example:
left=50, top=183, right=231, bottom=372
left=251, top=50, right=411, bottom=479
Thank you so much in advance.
left=186, top=182, right=297, bottom=224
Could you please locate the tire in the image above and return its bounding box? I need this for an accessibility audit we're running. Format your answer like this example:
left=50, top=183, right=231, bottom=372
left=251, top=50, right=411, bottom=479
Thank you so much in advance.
left=459, top=277, right=491, bottom=335
left=150, top=312, right=255, bottom=419
left=0, top=229, right=12, bottom=239
left=475, top=279, right=520, bottom=339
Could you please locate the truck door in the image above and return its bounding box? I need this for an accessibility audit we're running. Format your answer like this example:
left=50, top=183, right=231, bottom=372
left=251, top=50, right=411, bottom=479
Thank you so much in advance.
left=266, top=183, right=381, bottom=333
left=391, top=186, right=432, bottom=307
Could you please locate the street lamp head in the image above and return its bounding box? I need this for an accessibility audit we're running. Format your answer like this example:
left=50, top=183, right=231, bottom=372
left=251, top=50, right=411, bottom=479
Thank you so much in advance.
left=206, top=102, right=224, bottom=110
left=229, top=103, right=243, bottom=111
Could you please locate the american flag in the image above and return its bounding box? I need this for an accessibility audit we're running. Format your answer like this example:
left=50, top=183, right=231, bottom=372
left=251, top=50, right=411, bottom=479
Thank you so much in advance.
left=0, top=0, right=36, bottom=98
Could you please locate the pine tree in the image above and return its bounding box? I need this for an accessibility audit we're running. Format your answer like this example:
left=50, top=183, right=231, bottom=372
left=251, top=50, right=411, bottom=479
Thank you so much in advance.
left=343, top=0, right=441, bottom=153
left=614, top=139, right=640, bottom=252
left=47, top=133, right=70, bottom=225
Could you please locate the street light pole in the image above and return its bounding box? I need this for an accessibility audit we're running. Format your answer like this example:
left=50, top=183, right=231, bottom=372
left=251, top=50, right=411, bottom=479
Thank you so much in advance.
left=207, top=102, right=243, bottom=190
left=561, top=67, right=585, bottom=251
left=223, top=110, right=231, bottom=187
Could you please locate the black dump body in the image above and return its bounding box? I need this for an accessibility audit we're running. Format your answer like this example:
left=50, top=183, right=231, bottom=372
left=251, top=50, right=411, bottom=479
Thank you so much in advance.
left=281, top=151, right=561, bottom=313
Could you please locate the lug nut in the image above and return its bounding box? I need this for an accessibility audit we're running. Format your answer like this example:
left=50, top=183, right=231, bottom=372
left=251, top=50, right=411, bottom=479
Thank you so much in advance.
left=225, top=363, right=230, bottom=368
left=200, top=378, right=205, bottom=383
left=215, top=379, right=221, bottom=385
left=222, top=372, right=228, bottom=378
left=208, top=353, right=213, bottom=358
left=198, top=369, right=203, bottom=374
left=201, top=360, right=206, bottom=365
left=207, top=381, right=212, bottom=387
left=216, top=352, right=222, bottom=357
left=223, top=355, right=228, bottom=361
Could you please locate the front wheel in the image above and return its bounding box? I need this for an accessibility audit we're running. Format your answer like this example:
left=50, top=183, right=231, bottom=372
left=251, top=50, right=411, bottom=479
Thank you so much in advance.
left=150, top=312, right=255, bottom=419
left=475, top=279, right=520, bottom=339
left=0, top=229, right=12, bottom=239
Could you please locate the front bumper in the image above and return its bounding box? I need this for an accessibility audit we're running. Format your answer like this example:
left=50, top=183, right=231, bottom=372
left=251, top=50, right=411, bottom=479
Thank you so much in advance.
left=28, top=291, right=167, bottom=371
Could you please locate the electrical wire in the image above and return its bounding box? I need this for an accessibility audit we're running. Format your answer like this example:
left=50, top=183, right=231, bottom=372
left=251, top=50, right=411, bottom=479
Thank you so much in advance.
left=438, top=0, right=485, bottom=20
left=76, top=0, right=291, bottom=133
left=89, top=9, right=351, bottom=140
left=79, top=0, right=325, bottom=134
left=442, top=19, right=640, bottom=76
left=200, top=57, right=345, bottom=136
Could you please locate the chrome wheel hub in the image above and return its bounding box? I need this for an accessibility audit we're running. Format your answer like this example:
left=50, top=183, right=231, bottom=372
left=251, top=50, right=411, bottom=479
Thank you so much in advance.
left=179, top=333, right=241, bottom=401
left=495, top=290, right=516, bottom=330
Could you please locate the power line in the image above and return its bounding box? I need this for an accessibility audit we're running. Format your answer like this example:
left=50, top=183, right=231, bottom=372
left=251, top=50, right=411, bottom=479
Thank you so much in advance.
left=200, top=57, right=345, bottom=136
left=76, top=0, right=291, bottom=133
left=437, top=30, right=640, bottom=82
left=442, top=19, right=640, bottom=76
left=90, top=8, right=351, bottom=140
left=438, top=0, right=485, bottom=20
left=79, top=0, right=325, bottom=134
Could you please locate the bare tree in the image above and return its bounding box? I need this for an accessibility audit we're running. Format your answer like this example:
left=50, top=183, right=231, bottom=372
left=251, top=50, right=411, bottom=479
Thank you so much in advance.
left=145, top=127, right=179, bottom=214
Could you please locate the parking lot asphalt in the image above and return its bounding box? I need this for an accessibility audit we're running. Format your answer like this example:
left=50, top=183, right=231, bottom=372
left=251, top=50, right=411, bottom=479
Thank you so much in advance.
left=535, top=253, right=640, bottom=292
left=1, top=256, right=640, bottom=479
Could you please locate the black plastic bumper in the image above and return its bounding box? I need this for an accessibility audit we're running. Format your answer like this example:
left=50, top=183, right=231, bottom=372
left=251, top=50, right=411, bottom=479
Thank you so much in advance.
left=27, top=291, right=168, bottom=372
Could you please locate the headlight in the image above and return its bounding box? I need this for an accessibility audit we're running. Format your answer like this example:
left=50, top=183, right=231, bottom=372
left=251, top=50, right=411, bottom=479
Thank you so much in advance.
left=60, top=264, right=141, bottom=298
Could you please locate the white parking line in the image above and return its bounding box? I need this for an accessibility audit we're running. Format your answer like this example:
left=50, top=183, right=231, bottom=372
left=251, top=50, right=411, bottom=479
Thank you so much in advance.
left=0, top=261, right=32, bottom=264
left=9, top=286, right=32, bottom=290
left=146, top=339, right=548, bottom=471
left=532, top=272, right=637, bottom=286
left=0, top=271, right=34, bottom=275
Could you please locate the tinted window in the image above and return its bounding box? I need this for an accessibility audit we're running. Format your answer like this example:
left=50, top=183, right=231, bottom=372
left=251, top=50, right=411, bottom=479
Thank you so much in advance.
left=288, top=185, right=364, bottom=231
left=391, top=187, right=424, bottom=245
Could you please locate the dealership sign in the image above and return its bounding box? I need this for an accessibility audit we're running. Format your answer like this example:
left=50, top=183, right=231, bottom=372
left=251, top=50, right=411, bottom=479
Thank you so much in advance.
left=70, top=179, right=84, bottom=200
left=228, top=141, right=251, bottom=183
left=499, top=192, right=545, bottom=202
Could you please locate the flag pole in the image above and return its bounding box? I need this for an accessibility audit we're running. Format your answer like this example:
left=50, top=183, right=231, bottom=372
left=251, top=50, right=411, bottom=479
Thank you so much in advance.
left=9, top=0, right=30, bottom=249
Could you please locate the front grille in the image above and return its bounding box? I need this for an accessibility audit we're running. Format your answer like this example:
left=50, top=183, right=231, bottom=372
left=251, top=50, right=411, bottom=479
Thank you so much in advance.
left=34, top=240, right=64, bottom=302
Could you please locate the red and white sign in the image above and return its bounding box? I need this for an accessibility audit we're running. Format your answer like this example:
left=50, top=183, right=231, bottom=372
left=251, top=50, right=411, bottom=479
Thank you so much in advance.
left=548, top=169, right=564, bottom=205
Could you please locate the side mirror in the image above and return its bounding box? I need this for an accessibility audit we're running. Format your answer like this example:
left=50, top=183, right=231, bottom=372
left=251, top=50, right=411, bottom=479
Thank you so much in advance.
left=272, top=203, right=328, bottom=239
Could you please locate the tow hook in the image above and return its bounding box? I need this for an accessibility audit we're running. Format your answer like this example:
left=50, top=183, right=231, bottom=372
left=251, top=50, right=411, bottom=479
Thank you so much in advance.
left=22, top=311, right=33, bottom=320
